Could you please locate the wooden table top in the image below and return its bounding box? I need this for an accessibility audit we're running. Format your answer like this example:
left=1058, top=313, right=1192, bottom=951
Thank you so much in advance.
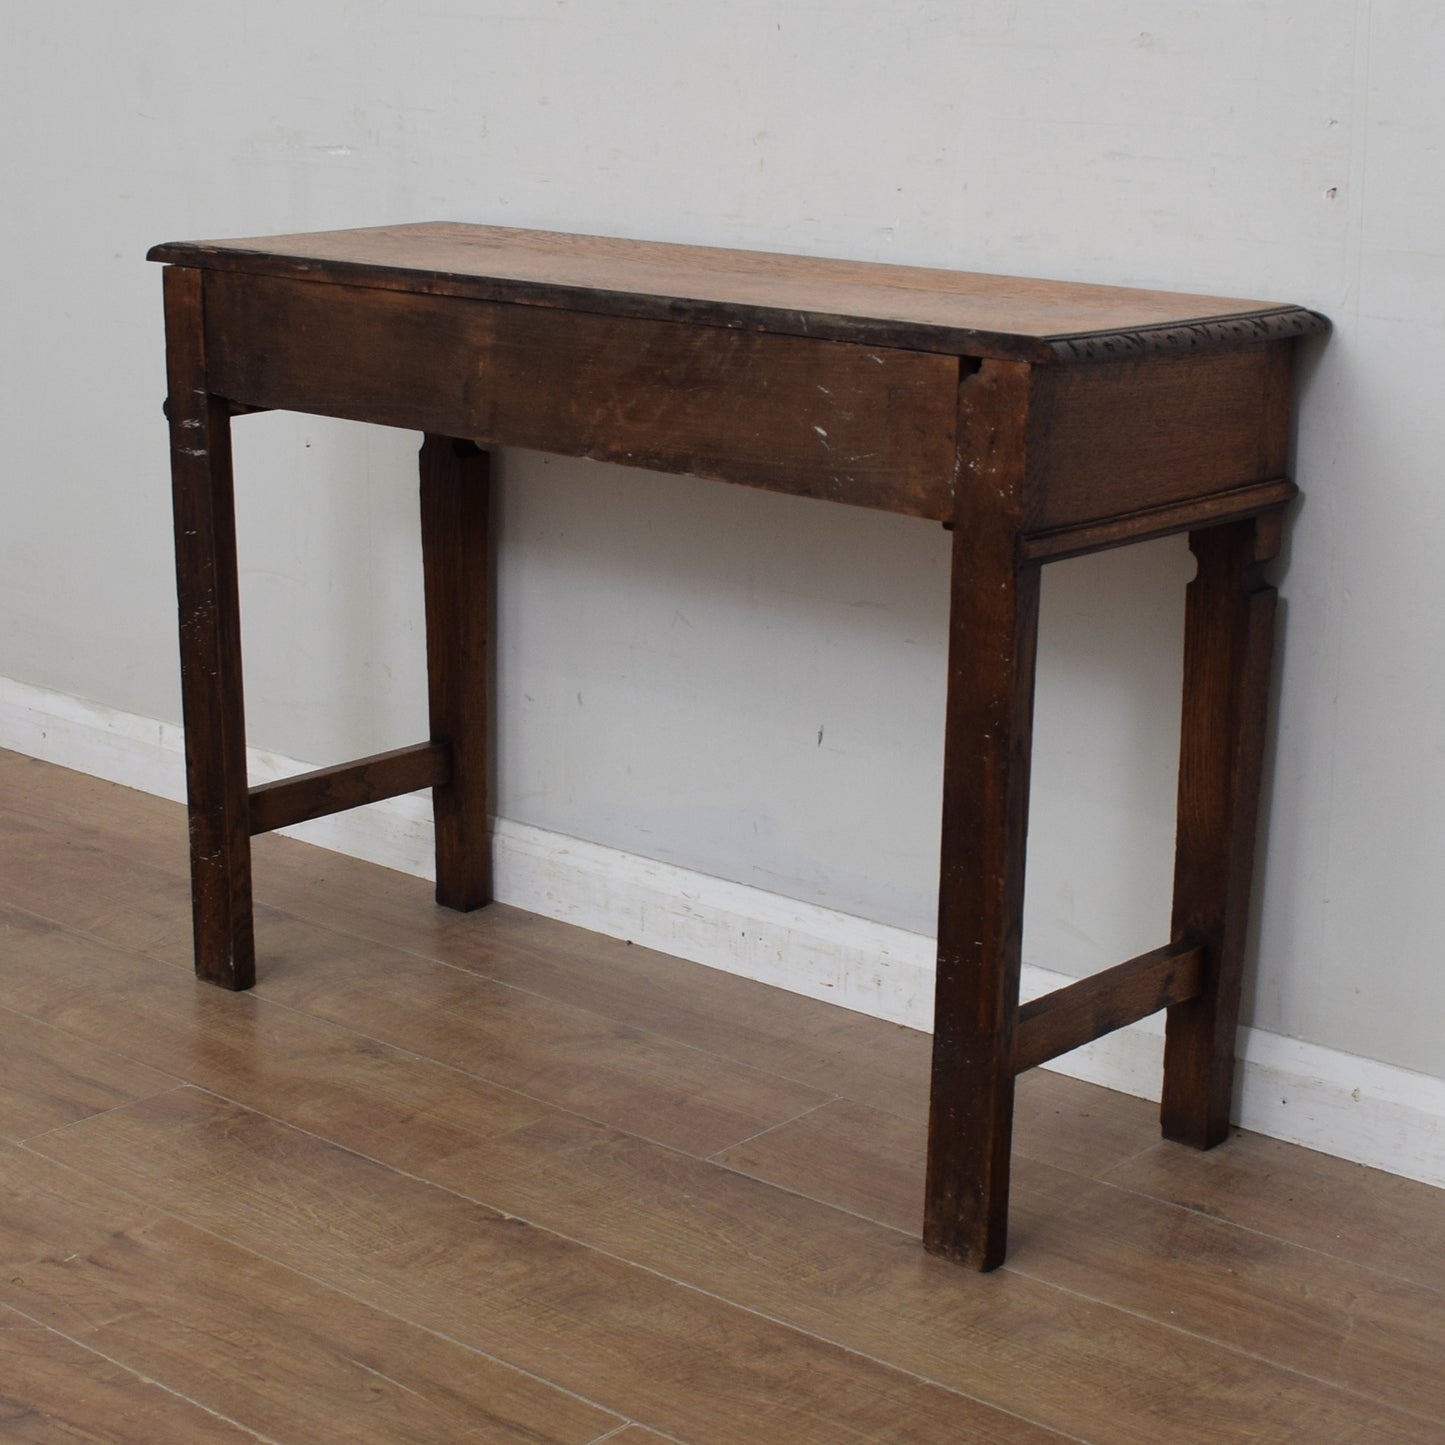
left=149, top=222, right=1326, bottom=364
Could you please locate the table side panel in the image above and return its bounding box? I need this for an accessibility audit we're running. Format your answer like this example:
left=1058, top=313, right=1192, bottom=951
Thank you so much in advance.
left=1021, top=343, right=1292, bottom=534
left=200, top=271, right=960, bottom=520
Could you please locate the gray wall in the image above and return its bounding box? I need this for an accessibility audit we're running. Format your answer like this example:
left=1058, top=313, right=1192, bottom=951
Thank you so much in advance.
left=2, top=2, right=1441, bottom=1083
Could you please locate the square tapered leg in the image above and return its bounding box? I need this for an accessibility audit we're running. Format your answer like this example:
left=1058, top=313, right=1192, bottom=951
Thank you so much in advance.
left=164, top=265, right=254, bottom=990
left=420, top=434, right=494, bottom=912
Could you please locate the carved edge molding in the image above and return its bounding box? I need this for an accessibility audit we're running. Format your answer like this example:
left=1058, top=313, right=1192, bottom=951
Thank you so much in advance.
left=150, top=242, right=1330, bottom=366
left=1045, top=307, right=1330, bottom=363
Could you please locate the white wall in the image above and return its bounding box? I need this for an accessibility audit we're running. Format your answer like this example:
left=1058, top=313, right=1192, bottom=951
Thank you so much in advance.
left=3, top=3, right=1442, bottom=1093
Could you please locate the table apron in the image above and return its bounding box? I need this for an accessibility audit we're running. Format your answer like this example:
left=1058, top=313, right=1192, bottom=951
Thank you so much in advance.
left=1021, top=343, right=1293, bottom=531
left=200, top=270, right=961, bottom=520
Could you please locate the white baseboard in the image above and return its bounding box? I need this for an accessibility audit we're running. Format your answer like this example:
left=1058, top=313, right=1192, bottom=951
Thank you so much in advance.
left=4, top=673, right=1442, bottom=1190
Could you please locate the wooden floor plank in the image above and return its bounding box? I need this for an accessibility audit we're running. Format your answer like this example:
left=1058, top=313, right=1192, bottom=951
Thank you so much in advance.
left=252, top=852, right=939, bottom=1122
left=27, top=1088, right=1067, bottom=1445
left=0, top=756, right=1162, bottom=1174
left=0, top=800, right=197, bottom=969
left=0, top=752, right=1081, bottom=1143
left=0, top=905, right=556, bottom=1158
left=719, top=1094, right=943, bottom=1230
left=404, top=1109, right=1445, bottom=1443
left=0, top=1144, right=620, bottom=1445
left=23, top=1072, right=1434, bottom=1443
left=1007, top=1168, right=1445, bottom=1425
left=0, top=1306, right=266, bottom=1443
left=593, top=1430, right=687, bottom=1445
left=249, top=912, right=834, bottom=1156
left=0, top=755, right=1153, bottom=1161
left=5, top=749, right=1442, bottom=1443
left=718, top=1096, right=1445, bottom=1423
left=0, top=1002, right=178, bottom=1141
left=0, top=909, right=1082, bottom=1437
left=0, top=898, right=831, bottom=1162
left=0, top=751, right=190, bottom=877
left=12, top=939, right=1433, bottom=1444
left=1104, top=1134, right=1445, bottom=1295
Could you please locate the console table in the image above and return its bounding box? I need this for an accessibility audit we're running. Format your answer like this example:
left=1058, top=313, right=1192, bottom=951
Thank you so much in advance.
left=150, top=223, right=1325, bottom=1268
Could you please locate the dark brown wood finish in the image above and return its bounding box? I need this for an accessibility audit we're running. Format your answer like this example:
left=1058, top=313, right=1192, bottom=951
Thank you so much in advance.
left=1161, top=516, right=1283, bottom=1146
left=1020, top=343, right=1292, bottom=531
left=201, top=272, right=960, bottom=520
left=149, top=222, right=1325, bottom=362
left=247, top=743, right=450, bottom=837
left=1014, top=942, right=1205, bottom=1075
left=1018, top=477, right=1298, bottom=563
left=926, top=360, right=1042, bottom=1270
left=420, top=435, right=493, bottom=912
left=163, top=267, right=254, bottom=991
left=152, top=223, right=1323, bottom=1268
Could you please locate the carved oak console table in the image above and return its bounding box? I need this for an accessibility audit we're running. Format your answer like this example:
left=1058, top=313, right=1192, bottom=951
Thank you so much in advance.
left=150, top=224, right=1325, bottom=1268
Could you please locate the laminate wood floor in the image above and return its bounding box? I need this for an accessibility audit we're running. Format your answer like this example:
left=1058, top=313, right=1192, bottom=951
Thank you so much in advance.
left=1, top=748, right=1440, bottom=1443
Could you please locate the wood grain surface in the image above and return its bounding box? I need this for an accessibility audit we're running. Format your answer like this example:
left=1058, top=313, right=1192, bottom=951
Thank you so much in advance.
left=247, top=741, right=450, bottom=836
left=150, top=221, right=1326, bottom=362
left=202, top=272, right=960, bottom=518
left=2, top=749, right=1439, bottom=1444
left=420, top=435, right=494, bottom=908
left=1020, top=342, right=1293, bottom=530
left=162, top=266, right=253, bottom=990
left=0, top=1145, right=617, bottom=1445
left=0, top=1310, right=266, bottom=1444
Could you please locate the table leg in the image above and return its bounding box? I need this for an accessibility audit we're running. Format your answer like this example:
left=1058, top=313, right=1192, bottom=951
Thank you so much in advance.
left=1161, top=514, right=1282, bottom=1146
left=420, top=435, right=493, bottom=911
left=163, top=266, right=254, bottom=989
left=924, top=360, right=1041, bottom=1270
